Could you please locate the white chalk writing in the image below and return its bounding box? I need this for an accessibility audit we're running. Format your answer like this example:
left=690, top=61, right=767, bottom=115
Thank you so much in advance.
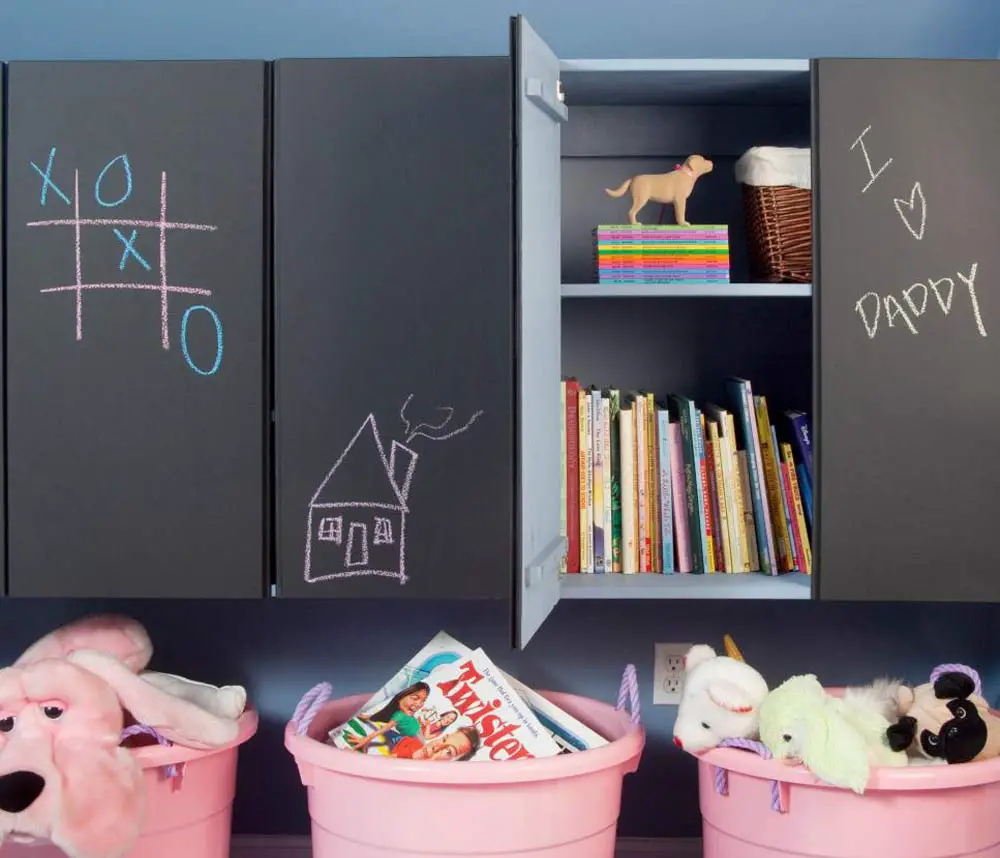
left=850, top=125, right=893, bottom=193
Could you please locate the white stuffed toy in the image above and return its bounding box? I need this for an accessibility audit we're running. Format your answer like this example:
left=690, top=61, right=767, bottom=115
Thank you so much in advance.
left=672, top=635, right=769, bottom=753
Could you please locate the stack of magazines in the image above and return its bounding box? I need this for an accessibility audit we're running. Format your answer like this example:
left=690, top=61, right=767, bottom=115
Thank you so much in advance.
left=326, top=631, right=609, bottom=762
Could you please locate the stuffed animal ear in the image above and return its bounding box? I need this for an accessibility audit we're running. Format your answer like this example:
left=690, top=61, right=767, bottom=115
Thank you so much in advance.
left=16, top=615, right=152, bottom=674
left=934, top=671, right=975, bottom=700
left=887, top=715, right=918, bottom=752
left=707, top=679, right=756, bottom=714
left=68, top=649, right=238, bottom=749
left=51, top=738, right=144, bottom=858
left=800, top=707, right=871, bottom=794
left=684, top=645, right=717, bottom=672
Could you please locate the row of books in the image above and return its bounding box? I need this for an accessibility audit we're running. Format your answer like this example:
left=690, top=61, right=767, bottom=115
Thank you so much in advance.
left=558, top=376, right=813, bottom=575
left=593, top=224, right=731, bottom=284
left=326, top=631, right=609, bottom=762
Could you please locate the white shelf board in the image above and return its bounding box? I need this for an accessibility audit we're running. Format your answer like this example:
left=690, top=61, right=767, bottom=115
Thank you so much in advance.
left=559, top=59, right=811, bottom=107
left=560, top=571, right=812, bottom=600
left=562, top=283, right=812, bottom=298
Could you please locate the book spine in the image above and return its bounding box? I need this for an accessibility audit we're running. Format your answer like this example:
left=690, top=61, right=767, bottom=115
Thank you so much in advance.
left=784, top=443, right=813, bottom=573
left=674, top=400, right=704, bottom=573
left=635, top=396, right=648, bottom=572
left=724, top=412, right=750, bottom=572
left=591, top=391, right=605, bottom=573
left=772, top=424, right=797, bottom=571
left=779, top=460, right=801, bottom=571
left=579, top=392, right=592, bottom=573
left=737, top=451, right=761, bottom=571
left=658, top=410, right=674, bottom=572
left=788, top=411, right=814, bottom=483
left=620, top=404, right=637, bottom=574
left=703, top=417, right=726, bottom=572
left=669, top=423, right=692, bottom=572
left=646, top=393, right=660, bottom=572
left=601, top=395, right=613, bottom=574
left=631, top=400, right=640, bottom=569
left=695, top=411, right=715, bottom=573
left=708, top=421, right=733, bottom=573
left=754, top=398, right=791, bottom=572
left=565, top=381, right=580, bottom=573
left=730, top=380, right=774, bottom=573
left=609, top=391, right=622, bottom=572
left=798, top=463, right=813, bottom=529
left=560, top=380, right=567, bottom=575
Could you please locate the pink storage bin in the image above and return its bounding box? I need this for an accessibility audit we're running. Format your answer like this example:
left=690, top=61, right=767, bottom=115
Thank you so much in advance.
left=285, top=669, right=644, bottom=858
left=698, top=691, right=1000, bottom=858
left=1, top=709, right=258, bottom=858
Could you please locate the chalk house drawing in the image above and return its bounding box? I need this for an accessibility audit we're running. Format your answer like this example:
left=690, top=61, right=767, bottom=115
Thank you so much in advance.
left=304, top=394, right=483, bottom=585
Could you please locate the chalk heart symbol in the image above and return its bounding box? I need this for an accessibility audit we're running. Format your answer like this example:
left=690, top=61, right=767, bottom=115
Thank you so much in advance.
left=893, top=181, right=926, bottom=241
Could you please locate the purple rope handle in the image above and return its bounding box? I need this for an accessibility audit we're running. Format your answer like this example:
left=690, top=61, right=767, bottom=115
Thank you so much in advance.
left=930, top=663, right=982, bottom=696
left=713, top=737, right=786, bottom=813
left=616, top=664, right=641, bottom=727
left=292, top=682, right=333, bottom=735
left=120, top=724, right=179, bottom=778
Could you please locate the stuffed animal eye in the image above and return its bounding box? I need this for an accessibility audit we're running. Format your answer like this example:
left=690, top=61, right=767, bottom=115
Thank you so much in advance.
left=782, top=733, right=792, bottom=742
left=701, top=722, right=711, bottom=730
left=42, top=706, right=63, bottom=720
left=0, top=717, right=14, bottom=733
left=926, top=734, right=940, bottom=745
left=955, top=706, right=967, bottom=720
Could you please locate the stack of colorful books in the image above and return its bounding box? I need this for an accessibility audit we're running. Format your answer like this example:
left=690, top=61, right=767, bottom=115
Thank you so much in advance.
left=593, top=224, right=730, bottom=284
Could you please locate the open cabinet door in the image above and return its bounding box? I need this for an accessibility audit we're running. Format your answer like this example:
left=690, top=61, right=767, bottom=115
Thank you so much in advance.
left=513, top=16, right=568, bottom=648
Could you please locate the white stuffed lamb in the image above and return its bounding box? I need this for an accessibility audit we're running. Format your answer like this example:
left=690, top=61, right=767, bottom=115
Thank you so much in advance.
left=672, top=638, right=769, bottom=753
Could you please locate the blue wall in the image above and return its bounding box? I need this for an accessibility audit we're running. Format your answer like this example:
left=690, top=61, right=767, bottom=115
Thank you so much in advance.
left=3, top=0, right=1000, bottom=842
left=0, top=0, right=999, bottom=60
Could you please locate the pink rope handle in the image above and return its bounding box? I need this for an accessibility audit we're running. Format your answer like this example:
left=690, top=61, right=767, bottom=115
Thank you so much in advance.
left=930, top=663, right=982, bottom=696
left=616, top=664, right=641, bottom=726
left=120, top=723, right=179, bottom=778
left=292, top=682, right=333, bottom=735
left=713, top=738, right=786, bottom=813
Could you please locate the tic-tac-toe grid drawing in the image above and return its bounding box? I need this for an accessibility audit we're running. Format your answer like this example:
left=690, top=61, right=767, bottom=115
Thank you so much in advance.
left=26, top=147, right=225, bottom=376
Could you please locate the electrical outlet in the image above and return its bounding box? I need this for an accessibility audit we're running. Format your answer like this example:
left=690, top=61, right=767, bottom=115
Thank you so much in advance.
left=653, top=642, right=691, bottom=705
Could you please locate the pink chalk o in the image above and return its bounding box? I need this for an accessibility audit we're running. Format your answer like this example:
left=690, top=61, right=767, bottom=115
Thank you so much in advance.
left=698, top=689, right=1000, bottom=858
left=1, top=709, right=258, bottom=858
left=285, top=672, right=644, bottom=858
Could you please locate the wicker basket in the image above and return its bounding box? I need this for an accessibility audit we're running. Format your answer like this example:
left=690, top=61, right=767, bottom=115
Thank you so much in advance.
left=741, top=184, right=812, bottom=283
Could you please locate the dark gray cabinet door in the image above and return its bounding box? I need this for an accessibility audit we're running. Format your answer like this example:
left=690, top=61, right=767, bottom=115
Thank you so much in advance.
left=815, top=58, right=1000, bottom=601
left=274, top=58, right=514, bottom=599
left=5, top=61, right=268, bottom=597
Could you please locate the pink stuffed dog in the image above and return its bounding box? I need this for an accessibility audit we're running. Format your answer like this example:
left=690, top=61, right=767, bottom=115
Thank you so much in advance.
left=0, top=615, right=245, bottom=858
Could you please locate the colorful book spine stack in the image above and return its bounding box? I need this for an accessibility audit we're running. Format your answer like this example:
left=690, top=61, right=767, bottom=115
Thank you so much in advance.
left=593, top=224, right=730, bottom=284
left=559, top=376, right=813, bottom=576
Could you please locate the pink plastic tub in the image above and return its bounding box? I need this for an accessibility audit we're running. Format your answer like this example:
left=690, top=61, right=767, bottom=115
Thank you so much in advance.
left=2, top=709, right=258, bottom=858
left=698, top=702, right=1000, bottom=858
left=285, top=684, right=644, bottom=858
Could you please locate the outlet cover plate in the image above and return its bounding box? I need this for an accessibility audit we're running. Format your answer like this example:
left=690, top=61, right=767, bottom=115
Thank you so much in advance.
left=653, top=642, right=691, bottom=705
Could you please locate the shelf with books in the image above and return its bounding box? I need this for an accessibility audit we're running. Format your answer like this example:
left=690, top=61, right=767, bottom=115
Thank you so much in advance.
left=559, top=373, right=814, bottom=583
left=561, top=283, right=812, bottom=298
left=560, top=571, right=812, bottom=600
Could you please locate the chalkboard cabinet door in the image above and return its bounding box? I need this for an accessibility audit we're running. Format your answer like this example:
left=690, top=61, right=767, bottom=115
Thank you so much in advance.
left=814, top=58, right=1000, bottom=602
left=513, top=17, right=567, bottom=646
left=273, top=58, right=515, bottom=601
left=5, top=62, right=269, bottom=597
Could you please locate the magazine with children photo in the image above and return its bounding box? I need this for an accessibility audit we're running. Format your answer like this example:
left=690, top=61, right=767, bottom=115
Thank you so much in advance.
left=326, top=631, right=609, bottom=761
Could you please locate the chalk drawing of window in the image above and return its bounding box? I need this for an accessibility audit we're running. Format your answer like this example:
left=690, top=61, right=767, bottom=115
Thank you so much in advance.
left=345, top=522, right=370, bottom=567
left=374, top=516, right=394, bottom=546
left=318, top=516, right=343, bottom=544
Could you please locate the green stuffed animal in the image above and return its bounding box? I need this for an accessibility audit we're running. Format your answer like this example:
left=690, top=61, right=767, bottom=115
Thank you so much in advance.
left=759, top=674, right=907, bottom=794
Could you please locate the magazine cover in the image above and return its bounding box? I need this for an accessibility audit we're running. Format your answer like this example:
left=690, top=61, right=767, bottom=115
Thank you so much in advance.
left=328, top=647, right=563, bottom=762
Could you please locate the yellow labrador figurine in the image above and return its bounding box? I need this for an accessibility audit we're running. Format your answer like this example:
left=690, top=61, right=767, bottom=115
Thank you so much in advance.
left=605, top=154, right=714, bottom=225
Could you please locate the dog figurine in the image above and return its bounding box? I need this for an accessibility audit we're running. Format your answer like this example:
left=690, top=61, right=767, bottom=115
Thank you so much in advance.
left=605, top=154, right=714, bottom=225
